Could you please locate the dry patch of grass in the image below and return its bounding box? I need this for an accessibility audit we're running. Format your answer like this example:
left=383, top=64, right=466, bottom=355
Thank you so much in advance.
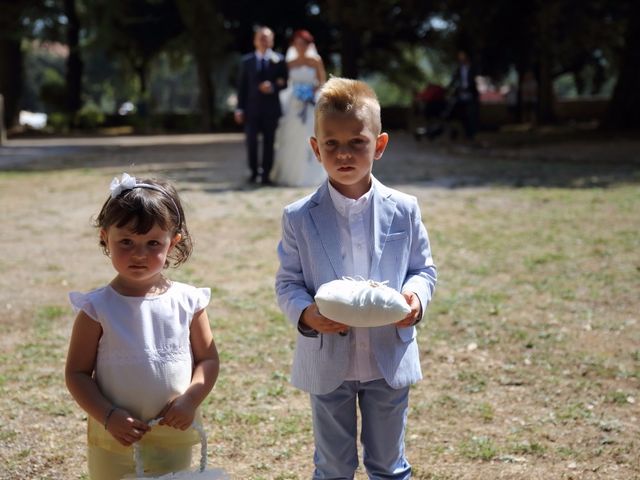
left=0, top=168, right=638, bottom=479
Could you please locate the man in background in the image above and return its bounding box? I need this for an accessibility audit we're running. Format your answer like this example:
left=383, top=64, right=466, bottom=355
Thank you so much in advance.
left=235, top=26, right=288, bottom=185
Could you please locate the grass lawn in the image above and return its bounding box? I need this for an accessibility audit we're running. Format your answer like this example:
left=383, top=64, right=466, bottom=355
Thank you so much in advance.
left=0, top=155, right=638, bottom=479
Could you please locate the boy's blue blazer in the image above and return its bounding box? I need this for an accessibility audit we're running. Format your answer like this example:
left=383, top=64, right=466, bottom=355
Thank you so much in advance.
left=276, top=178, right=437, bottom=394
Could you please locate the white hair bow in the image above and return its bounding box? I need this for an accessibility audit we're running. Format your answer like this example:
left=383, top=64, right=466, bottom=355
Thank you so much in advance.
left=110, top=173, right=137, bottom=198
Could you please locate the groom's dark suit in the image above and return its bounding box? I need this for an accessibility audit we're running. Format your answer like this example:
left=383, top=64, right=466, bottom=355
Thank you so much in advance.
left=237, top=50, right=288, bottom=183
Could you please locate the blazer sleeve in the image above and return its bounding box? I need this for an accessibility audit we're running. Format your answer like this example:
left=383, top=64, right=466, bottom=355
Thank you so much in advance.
left=402, top=198, right=437, bottom=321
left=275, top=209, right=314, bottom=327
left=236, top=57, right=249, bottom=112
left=274, top=57, right=289, bottom=95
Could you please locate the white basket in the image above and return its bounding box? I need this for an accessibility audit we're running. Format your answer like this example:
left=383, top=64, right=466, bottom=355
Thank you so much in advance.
left=124, top=420, right=228, bottom=480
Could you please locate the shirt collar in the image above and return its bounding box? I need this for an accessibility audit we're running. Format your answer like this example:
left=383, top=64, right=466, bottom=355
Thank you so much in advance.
left=256, top=49, right=273, bottom=61
left=328, top=180, right=374, bottom=218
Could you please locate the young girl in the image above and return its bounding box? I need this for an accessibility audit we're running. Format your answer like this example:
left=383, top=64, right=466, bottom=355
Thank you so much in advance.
left=65, top=173, right=220, bottom=480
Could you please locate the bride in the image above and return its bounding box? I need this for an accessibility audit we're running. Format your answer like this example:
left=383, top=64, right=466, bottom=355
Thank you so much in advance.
left=271, top=30, right=327, bottom=187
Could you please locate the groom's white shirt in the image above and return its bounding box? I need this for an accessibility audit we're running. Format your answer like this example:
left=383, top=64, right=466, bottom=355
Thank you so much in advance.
left=276, top=177, right=437, bottom=394
left=255, top=48, right=274, bottom=67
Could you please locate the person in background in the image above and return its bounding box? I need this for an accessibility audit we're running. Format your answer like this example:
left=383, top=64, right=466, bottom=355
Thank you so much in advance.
left=448, top=49, right=480, bottom=140
left=270, top=29, right=327, bottom=187
left=235, top=26, right=288, bottom=186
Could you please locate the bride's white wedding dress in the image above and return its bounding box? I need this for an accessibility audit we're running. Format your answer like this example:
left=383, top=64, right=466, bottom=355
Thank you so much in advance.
left=271, top=64, right=326, bottom=187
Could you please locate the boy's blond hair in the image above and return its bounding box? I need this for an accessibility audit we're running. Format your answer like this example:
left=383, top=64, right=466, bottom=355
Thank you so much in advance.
left=314, top=77, right=382, bottom=135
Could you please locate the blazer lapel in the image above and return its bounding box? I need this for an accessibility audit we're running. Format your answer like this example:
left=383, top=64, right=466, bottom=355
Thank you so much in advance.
left=252, top=54, right=260, bottom=78
left=309, top=183, right=344, bottom=279
left=370, top=180, right=396, bottom=277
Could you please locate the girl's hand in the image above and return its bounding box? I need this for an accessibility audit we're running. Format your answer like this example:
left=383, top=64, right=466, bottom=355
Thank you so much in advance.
left=106, top=408, right=150, bottom=446
left=396, top=291, right=422, bottom=328
left=158, top=394, right=196, bottom=431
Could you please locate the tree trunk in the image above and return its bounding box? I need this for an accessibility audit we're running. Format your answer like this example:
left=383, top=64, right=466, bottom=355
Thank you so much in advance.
left=340, top=25, right=360, bottom=79
left=603, top=1, right=640, bottom=129
left=64, top=0, right=83, bottom=126
left=195, top=53, right=214, bottom=131
left=135, top=63, right=150, bottom=132
left=136, top=64, right=147, bottom=100
left=0, top=94, right=6, bottom=144
left=175, top=0, right=218, bottom=132
left=0, top=36, right=22, bottom=129
left=536, top=4, right=556, bottom=124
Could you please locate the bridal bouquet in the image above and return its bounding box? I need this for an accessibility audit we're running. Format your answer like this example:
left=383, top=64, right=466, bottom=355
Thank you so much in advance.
left=293, top=83, right=315, bottom=104
left=293, top=83, right=315, bottom=122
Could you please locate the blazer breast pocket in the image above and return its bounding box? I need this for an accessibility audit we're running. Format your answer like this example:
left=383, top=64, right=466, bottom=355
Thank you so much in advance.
left=379, top=231, right=410, bottom=280
left=385, top=231, right=408, bottom=243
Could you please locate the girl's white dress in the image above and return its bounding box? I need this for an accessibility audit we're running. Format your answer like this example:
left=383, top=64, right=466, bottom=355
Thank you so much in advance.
left=69, top=282, right=209, bottom=478
left=270, top=63, right=327, bottom=187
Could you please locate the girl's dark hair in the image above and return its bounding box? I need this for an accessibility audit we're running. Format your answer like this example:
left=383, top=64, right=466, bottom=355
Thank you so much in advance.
left=94, top=178, right=192, bottom=267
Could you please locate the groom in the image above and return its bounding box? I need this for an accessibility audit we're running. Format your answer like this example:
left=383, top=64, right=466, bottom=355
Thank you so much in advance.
left=235, top=26, right=288, bottom=185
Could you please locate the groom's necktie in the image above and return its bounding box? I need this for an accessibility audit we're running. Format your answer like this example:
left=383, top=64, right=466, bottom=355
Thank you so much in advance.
left=259, top=57, right=267, bottom=80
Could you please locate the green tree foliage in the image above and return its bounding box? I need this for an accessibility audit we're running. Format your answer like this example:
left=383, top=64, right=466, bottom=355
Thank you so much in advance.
left=434, top=0, right=634, bottom=124
left=39, top=62, right=66, bottom=112
left=318, top=0, right=434, bottom=86
left=22, top=42, right=63, bottom=112
left=175, top=0, right=229, bottom=131
left=5, top=0, right=87, bottom=126
left=91, top=0, right=185, bottom=112
left=0, top=0, right=37, bottom=127
left=1, top=0, right=89, bottom=127
left=604, top=0, right=640, bottom=129
left=220, top=0, right=314, bottom=52
left=63, top=0, right=83, bottom=122
left=3, top=0, right=638, bottom=131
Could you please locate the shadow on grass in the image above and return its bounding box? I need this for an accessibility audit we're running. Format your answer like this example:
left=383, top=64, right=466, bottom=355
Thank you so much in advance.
left=1, top=129, right=639, bottom=190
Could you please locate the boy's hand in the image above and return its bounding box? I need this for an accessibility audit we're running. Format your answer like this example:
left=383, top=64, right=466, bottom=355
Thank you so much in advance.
left=158, top=394, right=197, bottom=431
left=105, top=408, right=150, bottom=446
left=396, top=291, right=421, bottom=328
left=301, top=303, right=349, bottom=334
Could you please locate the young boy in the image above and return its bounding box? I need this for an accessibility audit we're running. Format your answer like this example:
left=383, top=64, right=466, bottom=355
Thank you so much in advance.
left=275, top=77, right=437, bottom=478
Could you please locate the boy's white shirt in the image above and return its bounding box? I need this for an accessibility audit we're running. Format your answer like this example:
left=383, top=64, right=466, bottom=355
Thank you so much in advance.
left=327, top=181, right=383, bottom=382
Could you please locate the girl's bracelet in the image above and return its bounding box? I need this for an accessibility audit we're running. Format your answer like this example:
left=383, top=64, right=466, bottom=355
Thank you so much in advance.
left=104, top=406, right=117, bottom=430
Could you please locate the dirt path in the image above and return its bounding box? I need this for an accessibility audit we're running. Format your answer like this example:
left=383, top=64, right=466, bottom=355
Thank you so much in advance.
left=2, top=130, right=639, bottom=188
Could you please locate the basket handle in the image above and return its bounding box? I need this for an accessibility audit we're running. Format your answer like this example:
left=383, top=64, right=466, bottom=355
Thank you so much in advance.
left=133, top=418, right=207, bottom=477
